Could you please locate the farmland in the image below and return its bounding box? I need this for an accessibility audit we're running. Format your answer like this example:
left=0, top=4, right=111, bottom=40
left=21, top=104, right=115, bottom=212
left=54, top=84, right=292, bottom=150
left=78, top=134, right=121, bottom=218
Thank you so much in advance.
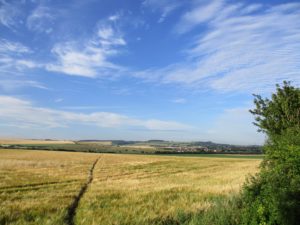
left=0, top=149, right=97, bottom=225
left=0, top=149, right=261, bottom=225
left=0, top=139, right=262, bottom=155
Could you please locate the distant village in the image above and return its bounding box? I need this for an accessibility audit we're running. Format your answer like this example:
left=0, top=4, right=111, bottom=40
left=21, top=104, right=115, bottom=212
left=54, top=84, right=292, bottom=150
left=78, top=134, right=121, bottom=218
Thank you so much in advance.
left=147, top=141, right=263, bottom=154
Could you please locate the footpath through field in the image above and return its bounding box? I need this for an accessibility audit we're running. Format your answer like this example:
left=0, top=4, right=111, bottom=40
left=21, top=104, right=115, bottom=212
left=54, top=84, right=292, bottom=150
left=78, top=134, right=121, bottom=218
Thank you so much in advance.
left=65, top=156, right=101, bottom=225
left=0, top=149, right=99, bottom=225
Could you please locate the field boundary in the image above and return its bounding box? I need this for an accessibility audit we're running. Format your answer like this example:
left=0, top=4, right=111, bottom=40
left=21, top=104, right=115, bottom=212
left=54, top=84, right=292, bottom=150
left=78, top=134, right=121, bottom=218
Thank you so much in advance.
left=65, top=156, right=100, bottom=225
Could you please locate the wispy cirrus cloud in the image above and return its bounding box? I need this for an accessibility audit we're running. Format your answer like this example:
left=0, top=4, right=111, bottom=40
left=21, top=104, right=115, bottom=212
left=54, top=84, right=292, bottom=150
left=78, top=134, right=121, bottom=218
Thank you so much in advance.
left=46, top=16, right=126, bottom=77
left=0, top=80, right=47, bottom=92
left=175, top=0, right=224, bottom=33
left=142, top=0, right=182, bottom=23
left=27, top=5, right=55, bottom=33
left=0, top=0, right=21, bottom=28
left=0, top=38, right=30, bottom=54
left=137, top=1, right=300, bottom=93
left=0, top=38, right=41, bottom=73
left=0, top=95, right=191, bottom=131
left=0, top=39, right=46, bottom=91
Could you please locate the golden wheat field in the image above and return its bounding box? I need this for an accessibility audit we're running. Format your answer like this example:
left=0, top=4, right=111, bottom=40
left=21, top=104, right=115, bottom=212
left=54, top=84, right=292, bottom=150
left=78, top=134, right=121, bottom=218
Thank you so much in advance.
left=0, top=149, right=261, bottom=225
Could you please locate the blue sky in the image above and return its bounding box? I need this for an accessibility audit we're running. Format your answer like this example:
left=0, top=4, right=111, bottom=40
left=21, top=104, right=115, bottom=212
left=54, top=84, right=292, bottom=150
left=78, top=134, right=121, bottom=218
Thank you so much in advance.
left=0, top=0, right=299, bottom=144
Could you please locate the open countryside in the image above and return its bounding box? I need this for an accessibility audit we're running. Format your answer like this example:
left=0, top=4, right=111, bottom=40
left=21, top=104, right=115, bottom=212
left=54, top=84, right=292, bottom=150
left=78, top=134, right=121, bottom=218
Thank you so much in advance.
left=0, top=0, right=299, bottom=224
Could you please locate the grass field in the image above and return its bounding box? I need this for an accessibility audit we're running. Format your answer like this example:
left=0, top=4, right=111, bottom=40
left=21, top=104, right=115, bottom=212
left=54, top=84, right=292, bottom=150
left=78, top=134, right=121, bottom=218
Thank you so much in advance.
left=0, top=149, right=261, bottom=225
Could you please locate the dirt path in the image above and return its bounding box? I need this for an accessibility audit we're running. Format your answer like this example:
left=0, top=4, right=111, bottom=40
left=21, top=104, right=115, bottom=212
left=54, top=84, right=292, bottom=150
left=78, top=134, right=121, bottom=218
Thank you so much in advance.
left=65, top=157, right=100, bottom=225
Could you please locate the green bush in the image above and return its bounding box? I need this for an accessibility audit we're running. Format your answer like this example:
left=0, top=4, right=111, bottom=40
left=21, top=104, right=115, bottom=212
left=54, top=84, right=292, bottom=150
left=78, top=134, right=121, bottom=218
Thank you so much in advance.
left=241, top=81, right=300, bottom=225
left=242, top=128, right=300, bottom=225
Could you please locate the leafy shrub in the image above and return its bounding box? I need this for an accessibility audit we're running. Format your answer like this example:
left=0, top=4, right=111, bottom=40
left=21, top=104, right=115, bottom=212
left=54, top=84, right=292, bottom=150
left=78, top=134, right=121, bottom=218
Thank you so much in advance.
left=241, top=81, right=300, bottom=225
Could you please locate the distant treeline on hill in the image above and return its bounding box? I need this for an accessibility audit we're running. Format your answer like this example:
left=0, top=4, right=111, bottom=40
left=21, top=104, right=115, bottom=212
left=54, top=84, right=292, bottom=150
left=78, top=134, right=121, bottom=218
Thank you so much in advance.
left=77, top=139, right=263, bottom=154
left=1, top=139, right=262, bottom=154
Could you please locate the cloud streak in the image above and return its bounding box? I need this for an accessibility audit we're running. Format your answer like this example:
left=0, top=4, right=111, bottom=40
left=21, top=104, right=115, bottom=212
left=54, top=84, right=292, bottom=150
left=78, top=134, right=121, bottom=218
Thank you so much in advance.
left=0, top=96, right=191, bottom=131
left=175, top=0, right=224, bottom=33
left=0, top=80, right=47, bottom=92
left=143, top=0, right=181, bottom=23
left=138, top=1, right=300, bottom=93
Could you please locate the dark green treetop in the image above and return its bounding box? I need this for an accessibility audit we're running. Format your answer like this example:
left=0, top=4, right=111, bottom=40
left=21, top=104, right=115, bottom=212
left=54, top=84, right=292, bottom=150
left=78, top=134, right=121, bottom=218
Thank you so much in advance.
left=249, top=81, right=300, bottom=137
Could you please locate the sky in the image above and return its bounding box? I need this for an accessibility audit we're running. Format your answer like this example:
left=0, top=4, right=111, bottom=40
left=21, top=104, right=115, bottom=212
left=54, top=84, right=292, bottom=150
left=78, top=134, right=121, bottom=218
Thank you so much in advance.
left=0, top=0, right=300, bottom=145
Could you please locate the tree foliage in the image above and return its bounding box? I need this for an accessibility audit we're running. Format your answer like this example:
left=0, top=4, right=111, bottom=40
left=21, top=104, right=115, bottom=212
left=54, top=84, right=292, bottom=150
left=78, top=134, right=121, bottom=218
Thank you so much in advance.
left=241, top=81, right=300, bottom=225
left=249, top=81, right=300, bottom=137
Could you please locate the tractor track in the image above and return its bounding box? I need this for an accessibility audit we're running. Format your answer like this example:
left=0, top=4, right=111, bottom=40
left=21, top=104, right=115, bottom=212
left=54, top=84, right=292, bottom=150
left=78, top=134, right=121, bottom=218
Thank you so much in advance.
left=65, top=156, right=100, bottom=225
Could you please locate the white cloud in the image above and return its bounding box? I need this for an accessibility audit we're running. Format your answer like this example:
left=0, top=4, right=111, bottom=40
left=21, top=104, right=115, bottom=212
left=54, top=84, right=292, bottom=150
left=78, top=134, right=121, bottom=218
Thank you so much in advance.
left=46, top=42, right=121, bottom=78
left=46, top=17, right=126, bottom=77
left=26, top=6, right=55, bottom=33
left=97, top=24, right=126, bottom=46
left=138, top=1, right=300, bottom=93
left=0, top=96, right=191, bottom=131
